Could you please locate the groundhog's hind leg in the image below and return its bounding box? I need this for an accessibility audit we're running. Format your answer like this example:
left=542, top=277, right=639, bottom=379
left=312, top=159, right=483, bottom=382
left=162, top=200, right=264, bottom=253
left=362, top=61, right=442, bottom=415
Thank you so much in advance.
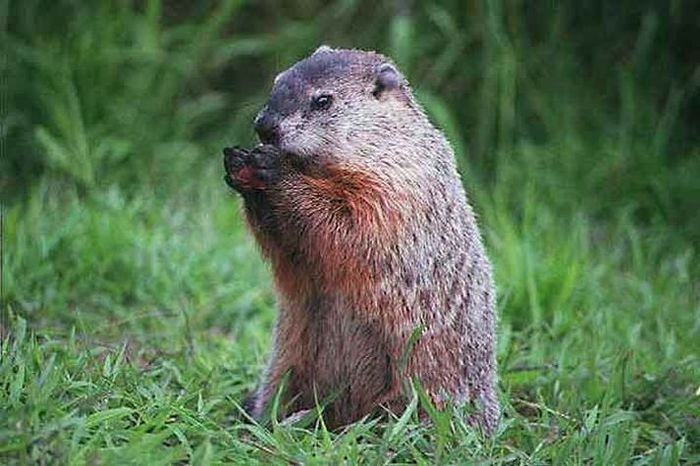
left=240, top=357, right=291, bottom=422
left=240, top=390, right=259, bottom=418
left=240, top=307, right=314, bottom=423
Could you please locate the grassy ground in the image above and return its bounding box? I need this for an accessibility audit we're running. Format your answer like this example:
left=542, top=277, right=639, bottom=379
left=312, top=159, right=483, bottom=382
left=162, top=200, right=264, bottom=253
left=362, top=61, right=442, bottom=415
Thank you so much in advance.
left=2, top=1, right=699, bottom=464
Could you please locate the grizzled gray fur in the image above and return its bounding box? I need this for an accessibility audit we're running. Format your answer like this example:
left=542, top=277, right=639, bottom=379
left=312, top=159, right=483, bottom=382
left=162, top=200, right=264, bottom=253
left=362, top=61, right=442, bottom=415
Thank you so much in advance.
left=223, top=46, right=499, bottom=432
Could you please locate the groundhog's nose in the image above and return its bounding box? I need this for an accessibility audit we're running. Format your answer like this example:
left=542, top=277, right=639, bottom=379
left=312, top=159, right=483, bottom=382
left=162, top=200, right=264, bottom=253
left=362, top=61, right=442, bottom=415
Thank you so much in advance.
left=254, top=111, right=279, bottom=145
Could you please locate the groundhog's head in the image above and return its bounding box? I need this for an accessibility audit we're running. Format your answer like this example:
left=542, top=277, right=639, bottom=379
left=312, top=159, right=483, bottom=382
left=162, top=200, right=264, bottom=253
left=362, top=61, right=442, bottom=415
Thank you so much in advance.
left=254, top=46, right=428, bottom=166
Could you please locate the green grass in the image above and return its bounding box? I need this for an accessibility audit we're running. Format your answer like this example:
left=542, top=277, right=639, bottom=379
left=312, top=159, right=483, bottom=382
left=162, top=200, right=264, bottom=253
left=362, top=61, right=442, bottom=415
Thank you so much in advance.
left=2, top=0, right=699, bottom=464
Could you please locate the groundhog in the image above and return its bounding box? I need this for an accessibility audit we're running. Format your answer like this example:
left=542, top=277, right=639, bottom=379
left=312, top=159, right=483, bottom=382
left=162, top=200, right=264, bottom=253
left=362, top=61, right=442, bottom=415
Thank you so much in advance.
left=223, top=46, right=498, bottom=432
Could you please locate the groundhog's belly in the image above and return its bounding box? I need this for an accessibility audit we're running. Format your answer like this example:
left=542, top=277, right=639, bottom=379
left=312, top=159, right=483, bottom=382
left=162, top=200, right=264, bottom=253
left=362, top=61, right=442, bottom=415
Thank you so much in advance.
left=290, top=299, right=395, bottom=425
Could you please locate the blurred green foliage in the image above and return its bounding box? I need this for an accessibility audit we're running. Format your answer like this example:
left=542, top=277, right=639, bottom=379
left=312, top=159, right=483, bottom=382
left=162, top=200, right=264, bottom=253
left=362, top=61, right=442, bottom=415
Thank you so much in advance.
left=2, top=0, right=699, bottom=463
left=6, top=1, right=699, bottom=231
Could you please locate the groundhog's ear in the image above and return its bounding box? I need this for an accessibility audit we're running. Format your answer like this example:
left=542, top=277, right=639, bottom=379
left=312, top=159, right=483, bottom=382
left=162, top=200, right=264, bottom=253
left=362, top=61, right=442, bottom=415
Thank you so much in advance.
left=373, top=63, right=402, bottom=98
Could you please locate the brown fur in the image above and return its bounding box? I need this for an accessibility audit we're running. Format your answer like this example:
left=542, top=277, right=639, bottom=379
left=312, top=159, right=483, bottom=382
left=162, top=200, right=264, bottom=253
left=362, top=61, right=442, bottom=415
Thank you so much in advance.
left=227, top=47, right=499, bottom=432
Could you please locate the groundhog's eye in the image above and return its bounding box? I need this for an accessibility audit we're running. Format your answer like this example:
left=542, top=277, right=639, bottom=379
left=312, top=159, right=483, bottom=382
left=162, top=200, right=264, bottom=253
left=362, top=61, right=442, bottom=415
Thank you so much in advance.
left=311, top=94, right=333, bottom=111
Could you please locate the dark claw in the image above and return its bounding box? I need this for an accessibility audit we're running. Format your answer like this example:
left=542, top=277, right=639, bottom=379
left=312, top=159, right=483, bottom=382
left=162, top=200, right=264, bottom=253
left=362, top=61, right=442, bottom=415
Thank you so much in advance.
left=223, top=146, right=246, bottom=156
left=223, top=146, right=250, bottom=173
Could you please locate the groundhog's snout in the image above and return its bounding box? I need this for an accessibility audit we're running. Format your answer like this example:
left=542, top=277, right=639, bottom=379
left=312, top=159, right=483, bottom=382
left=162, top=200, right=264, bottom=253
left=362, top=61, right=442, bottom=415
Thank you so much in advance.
left=254, top=110, right=279, bottom=146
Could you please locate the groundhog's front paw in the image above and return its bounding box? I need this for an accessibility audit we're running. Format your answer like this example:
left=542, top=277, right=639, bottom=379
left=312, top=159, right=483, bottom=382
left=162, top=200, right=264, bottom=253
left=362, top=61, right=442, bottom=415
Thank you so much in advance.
left=223, top=145, right=281, bottom=192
